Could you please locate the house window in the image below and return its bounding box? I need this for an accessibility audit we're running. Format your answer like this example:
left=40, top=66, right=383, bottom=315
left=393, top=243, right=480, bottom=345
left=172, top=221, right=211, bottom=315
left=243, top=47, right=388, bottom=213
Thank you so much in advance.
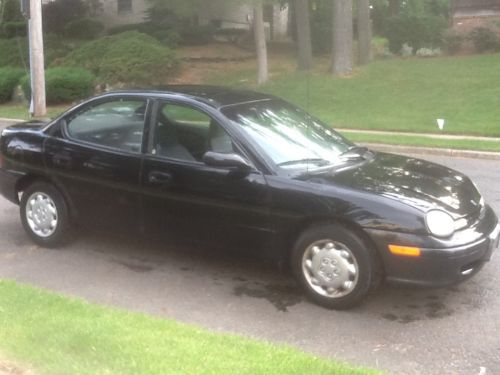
left=117, top=0, right=132, bottom=14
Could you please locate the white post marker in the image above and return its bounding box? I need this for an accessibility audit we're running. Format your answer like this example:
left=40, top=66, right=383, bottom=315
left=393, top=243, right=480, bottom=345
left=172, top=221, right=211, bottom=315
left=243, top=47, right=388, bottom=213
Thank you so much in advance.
left=437, top=118, right=445, bottom=131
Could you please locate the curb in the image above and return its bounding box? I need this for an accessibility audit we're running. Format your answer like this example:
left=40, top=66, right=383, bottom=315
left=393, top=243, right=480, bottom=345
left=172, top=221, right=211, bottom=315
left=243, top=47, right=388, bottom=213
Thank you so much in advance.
left=361, top=143, right=500, bottom=161
left=338, top=128, right=500, bottom=142
left=0, top=117, right=24, bottom=124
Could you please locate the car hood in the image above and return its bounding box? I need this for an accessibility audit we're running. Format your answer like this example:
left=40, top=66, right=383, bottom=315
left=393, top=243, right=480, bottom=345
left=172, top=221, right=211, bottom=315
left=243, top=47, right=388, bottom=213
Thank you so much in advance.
left=6, top=120, right=47, bottom=131
left=307, top=152, right=482, bottom=217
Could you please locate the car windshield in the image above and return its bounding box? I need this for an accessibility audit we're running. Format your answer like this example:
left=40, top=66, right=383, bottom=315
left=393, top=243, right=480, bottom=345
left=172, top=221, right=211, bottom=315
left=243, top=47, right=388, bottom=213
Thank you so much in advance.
left=221, top=100, right=355, bottom=170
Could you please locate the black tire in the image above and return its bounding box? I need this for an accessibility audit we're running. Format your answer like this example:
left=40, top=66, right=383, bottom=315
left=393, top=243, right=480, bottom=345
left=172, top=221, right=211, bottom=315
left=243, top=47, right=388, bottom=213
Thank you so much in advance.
left=291, top=223, right=380, bottom=310
left=20, top=182, right=73, bottom=248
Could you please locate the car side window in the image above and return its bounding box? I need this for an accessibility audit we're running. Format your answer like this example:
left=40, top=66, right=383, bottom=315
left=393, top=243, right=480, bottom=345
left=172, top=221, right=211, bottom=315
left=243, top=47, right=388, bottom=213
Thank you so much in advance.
left=66, top=98, right=147, bottom=153
left=151, top=102, right=235, bottom=162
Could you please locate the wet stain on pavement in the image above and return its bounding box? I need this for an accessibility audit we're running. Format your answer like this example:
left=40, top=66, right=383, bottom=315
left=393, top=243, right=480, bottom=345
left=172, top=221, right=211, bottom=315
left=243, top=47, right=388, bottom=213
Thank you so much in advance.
left=381, top=299, right=454, bottom=323
left=114, top=260, right=154, bottom=273
left=233, top=284, right=302, bottom=312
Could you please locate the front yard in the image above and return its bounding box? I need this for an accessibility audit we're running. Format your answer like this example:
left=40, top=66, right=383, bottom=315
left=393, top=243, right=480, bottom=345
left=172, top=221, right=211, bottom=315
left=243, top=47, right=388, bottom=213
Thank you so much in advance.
left=0, top=280, right=380, bottom=375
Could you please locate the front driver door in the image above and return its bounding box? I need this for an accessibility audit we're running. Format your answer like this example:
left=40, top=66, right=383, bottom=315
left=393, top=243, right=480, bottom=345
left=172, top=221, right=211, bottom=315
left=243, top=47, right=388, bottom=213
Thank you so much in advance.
left=44, top=96, right=149, bottom=230
left=141, top=100, right=273, bottom=252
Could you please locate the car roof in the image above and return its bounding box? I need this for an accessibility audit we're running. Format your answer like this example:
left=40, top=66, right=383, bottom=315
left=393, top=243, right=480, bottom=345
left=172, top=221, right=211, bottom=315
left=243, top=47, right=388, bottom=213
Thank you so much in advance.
left=106, top=85, right=275, bottom=109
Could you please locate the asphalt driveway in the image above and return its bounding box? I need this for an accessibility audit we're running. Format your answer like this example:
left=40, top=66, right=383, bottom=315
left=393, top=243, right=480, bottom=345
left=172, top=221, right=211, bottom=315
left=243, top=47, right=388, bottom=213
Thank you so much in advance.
left=0, top=121, right=498, bottom=374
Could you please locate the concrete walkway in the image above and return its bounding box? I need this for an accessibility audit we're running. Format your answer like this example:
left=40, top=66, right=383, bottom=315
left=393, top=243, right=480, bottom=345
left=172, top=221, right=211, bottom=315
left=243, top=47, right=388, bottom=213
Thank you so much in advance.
left=337, top=128, right=500, bottom=142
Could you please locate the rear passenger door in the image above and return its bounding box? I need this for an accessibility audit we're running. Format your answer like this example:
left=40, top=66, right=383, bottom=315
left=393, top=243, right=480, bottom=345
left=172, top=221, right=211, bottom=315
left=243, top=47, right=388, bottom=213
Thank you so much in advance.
left=44, top=96, right=150, bottom=229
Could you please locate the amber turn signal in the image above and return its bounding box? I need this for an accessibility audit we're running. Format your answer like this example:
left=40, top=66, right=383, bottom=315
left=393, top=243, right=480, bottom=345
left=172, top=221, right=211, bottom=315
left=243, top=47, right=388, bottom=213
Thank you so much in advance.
left=388, top=244, right=421, bottom=257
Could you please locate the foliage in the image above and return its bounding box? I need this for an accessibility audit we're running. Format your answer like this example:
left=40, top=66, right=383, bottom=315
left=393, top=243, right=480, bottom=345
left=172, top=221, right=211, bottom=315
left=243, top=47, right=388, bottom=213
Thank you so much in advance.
left=1, top=20, right=27, bottom=38
left=0, top=37, right=28, bottom=67
left=415, top=47, right=441, bottom=57
left=0, top=0, right=24, bottom=23
left=469, top=27, right=500, bottom=53
left=21, top=67, right=94, bottom=104
left=56, top=31, right=178, bottom=85
left=108, top=22, right=180, bottom=48
left=371, top=0, right=451, bottom=35
left=385, top=13, right=447, bottom=54
left=42, top=0, right=88, bottom=34
left=64, top=18, right=104, bottom=39
left=443, top=31, right=464, bottom=55
left=309, top=0, right=333, bottom=55
left=0, top=67, right=24, bottom=103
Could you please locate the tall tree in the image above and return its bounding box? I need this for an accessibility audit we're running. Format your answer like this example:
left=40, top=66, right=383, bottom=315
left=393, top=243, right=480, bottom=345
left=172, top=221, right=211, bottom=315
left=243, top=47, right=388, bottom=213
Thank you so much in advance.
left=357, top=0, right=372, bottom=65
left=331, top=0, right=353, bottom=76
left=253, top=1, right=268, bottom=84
left=294, top=0, right=313, bottom=70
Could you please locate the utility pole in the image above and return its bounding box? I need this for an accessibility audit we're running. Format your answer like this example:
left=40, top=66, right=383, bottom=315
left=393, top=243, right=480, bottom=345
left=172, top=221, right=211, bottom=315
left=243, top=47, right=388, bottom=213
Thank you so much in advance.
left=28, top=0, right=46, bottom=117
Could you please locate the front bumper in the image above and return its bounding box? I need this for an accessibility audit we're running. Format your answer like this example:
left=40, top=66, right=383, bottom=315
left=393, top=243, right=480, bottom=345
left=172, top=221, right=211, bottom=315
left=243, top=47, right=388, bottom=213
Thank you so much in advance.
left=367, top=212, right=500, bottom=287
left=0, top=168, right=23, bottom=205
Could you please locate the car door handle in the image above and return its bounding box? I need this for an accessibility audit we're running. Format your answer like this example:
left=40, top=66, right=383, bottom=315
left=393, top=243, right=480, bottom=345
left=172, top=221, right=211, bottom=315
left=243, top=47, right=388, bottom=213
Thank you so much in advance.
left=52, top=154, right=71, bottom=167
left=148, top=171, right=172, bottom=186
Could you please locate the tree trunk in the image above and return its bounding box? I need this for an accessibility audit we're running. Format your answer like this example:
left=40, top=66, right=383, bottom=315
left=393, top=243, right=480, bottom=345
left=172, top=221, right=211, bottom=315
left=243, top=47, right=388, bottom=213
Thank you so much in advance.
left=294, top=0, right=313, bottom=70
left=331, top=0, right=353, bottom=76
left=253, top=3, right=268, bottom=84
left=388, top=0, right=400, bottom=16
left=357, top=0, right=372, bottom=65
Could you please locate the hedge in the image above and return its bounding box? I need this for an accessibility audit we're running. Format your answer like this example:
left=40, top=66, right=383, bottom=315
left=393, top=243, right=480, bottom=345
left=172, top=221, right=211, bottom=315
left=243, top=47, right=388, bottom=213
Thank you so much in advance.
left=0, top=68, right=24, bottom=102
left=64, top=18, right=104, bottom=39
left=56, top=31, right=178, bottom=85
left=21, top=67, right=94, bottom=104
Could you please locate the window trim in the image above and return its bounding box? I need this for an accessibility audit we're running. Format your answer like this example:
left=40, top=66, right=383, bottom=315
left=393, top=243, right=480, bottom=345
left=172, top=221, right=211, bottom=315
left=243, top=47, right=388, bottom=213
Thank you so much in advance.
left=62, top=96, right=151, bottom=156
left=146, top=99, right=257, bottom=169
left=117, top=0, right=132, bottom=14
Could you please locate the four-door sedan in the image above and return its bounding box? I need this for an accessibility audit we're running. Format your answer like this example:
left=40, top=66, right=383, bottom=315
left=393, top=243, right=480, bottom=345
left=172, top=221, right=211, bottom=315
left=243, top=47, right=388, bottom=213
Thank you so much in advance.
left=1, top=86, right=499, bottom=309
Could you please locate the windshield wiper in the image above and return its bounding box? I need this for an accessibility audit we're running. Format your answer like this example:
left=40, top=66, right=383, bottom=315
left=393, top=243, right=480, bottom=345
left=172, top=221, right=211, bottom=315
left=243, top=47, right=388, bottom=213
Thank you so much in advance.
left=340, top=146, right=368, bottom=158
left=277, top=158, right=330, bottom=167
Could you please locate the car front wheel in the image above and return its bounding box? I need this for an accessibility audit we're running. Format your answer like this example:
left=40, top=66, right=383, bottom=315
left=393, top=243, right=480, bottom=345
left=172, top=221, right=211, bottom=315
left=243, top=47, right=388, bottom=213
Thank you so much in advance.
left=20, top=182, right=72, bottom=248
left=291, top=224, right=379, bottom=309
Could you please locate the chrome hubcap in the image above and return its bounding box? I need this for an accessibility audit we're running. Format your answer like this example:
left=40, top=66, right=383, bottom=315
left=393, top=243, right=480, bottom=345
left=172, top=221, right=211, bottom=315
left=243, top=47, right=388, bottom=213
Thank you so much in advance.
left=302, top=240, right=359, bottom=298
left=25, top=192, right=58, bottom=238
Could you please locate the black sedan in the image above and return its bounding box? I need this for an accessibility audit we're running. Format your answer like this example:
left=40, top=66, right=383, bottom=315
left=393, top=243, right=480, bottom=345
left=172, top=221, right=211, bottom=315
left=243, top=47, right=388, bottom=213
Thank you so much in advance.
left=0, top=86, right=498, bottom=309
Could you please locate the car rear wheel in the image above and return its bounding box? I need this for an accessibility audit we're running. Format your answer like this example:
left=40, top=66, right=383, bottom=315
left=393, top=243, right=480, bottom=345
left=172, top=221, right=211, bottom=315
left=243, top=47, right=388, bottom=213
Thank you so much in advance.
left=20, top=182, right=72, bottom=248
left=291, top=224, right=379, bottom=309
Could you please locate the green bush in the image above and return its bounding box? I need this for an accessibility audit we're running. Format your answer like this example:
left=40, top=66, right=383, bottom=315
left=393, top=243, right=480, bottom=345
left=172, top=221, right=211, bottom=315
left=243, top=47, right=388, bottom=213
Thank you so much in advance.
left=0, top=38, right=29, bottom=67
left=55, top=31, right=178, bottom=85
left=21, top=67, right=94, bottom=104
left=469, top=27, right=500, bottom=53
left=385, top=14, right=447, bottom=54
left=0, top=0, right=24, bottom=23
left=108, top=22, right=180, bottom=47
left=0, top=68, right=24, bottom=102
left=42, top=0, right=88, bottom=34
left=64, top=18, right=104, bottom=39
left=2, top=21, right=27, bottom=38
left=443, top=32, right=464, bottom=55
left=179, top=24, right=215, bottom=46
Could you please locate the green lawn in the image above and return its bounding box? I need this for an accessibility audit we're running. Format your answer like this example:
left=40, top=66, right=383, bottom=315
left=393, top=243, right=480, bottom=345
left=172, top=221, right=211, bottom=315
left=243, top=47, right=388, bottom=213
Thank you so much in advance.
left=342, top=132, right=500, bottom=153
left=0, top=103, right=66, bottom=120
left=208, top=54, right=500, bottom=137
left=0, top=280, right=381, bottom=375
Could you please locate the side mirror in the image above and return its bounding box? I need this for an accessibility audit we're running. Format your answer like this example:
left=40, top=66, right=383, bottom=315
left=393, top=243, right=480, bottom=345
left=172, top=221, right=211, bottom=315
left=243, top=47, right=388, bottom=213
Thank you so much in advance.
left=203, top=151, right=253, bottom=171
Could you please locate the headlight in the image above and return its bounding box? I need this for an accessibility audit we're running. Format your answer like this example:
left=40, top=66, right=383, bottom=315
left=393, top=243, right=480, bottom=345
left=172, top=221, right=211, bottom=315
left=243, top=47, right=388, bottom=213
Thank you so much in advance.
left=426, top=210, right=455, bottom=238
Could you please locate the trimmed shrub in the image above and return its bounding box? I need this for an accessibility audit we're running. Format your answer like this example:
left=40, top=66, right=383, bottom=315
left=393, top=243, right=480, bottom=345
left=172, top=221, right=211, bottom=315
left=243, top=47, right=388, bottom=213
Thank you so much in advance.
left=108, top=22, right=180, bottom=48
left=385, top=14, right=447, bottom=54
left=0, top=68, right=24, bottom=102
left=55, top=31, right=178, bottom=85
left=2, top=21, right=27, bottom=38
left=21, top=67, right=94, bottom=104
left=469, top=27, right=500, bottom=53
left=64, top=18, right=104, bottom=39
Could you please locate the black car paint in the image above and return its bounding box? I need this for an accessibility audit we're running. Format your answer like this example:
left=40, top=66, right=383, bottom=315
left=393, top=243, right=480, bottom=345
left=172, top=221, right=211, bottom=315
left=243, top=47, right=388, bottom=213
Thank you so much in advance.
left=0, top=88, right=498, bottom=287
